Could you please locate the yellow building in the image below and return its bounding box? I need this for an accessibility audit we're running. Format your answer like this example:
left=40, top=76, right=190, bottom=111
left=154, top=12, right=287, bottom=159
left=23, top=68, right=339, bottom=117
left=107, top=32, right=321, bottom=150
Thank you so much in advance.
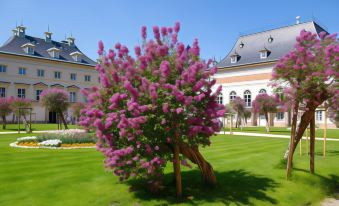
left=0, top=25, right=97, bottom=123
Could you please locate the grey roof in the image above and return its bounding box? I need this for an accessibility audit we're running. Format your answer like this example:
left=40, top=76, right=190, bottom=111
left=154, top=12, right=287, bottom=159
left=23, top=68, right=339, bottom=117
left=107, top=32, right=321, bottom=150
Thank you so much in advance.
left=0, top=34, right=96, bottom=66
left=217, top=21, right=328, bottom=69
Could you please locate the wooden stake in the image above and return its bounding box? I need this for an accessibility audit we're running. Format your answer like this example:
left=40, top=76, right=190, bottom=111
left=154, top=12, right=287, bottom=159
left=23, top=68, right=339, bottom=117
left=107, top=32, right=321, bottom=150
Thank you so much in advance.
left=324, top=109, right=327, bottom=159
left=299, top=136, right=302, bottom=157
left=306, top=127, right=309, bottom=156
left=230, top=115, right=233, bottom=135
left=18, top=110, right=20, bottom=134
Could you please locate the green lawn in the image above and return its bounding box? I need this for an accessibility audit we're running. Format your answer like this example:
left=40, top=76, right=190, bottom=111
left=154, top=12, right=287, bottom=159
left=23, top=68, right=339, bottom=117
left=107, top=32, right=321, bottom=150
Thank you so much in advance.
left=222, top=126, right=339, bottom=139
left=0, top=133, right=338, bottom=205
left=0, top=123, right=80, bottom=132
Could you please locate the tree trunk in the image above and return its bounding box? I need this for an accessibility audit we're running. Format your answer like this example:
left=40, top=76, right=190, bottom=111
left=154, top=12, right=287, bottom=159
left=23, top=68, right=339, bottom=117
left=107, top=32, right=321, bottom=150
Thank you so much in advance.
left=286, top=103, right=299, bottom=179
left=58, top=111, right=68, bottom=129
left=310, top=113, right=315, bottom=174
left=173, top=128, right=182, bottom=199
left=22, top=113, right=31, bottom=133
left=265, top=112, right=270, bottom=133
left=2, top=115, right=6, bottom=130
left=179, top=144, right=217, bottom=186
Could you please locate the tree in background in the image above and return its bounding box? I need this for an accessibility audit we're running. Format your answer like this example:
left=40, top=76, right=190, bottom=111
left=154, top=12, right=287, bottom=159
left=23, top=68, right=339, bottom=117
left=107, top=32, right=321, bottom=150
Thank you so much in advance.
left=230, top=96, right=246, bottom=129
left=271, top=30, right=338, bottom=178
left=252, top=93, right=278, bottom=132
left=11, top=97, right=32, bottom=132
left=0, top=97, right=13, bottom=129
left=80, top=22, right=225, bottom=198
left=243, top=109, right=252, bottom=126
left=40, top=88, right=70, bottom=129
left=71, top=102, right=85, bottom=124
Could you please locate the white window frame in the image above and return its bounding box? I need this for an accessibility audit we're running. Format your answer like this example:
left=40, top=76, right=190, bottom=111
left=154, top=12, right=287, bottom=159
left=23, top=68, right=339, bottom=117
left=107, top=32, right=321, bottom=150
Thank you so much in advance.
left=36, top=89, right=42, bottom=101
left=37, top=69, right=45, bottom=77
left=69, top=92, right=77, bottom=103
left=18, top=67, right=26, bottom=76
left=216, top=93, right=223, bottom=105
left=17, top=88, right=26, bottom=98
left=260, top=51, right=267, bottom=59
left=0, top=65, right=7, bottom=73
left=229, top=91, right=237, bottom=102
left=0, top=87, right=6, bottom=97
left=244, top=90, right=251, bottom=107
left=70, top=73, right=77, bottom=81
left=84, top=75, right=91, bottom=82
left=54, top=71, right=61, bottom=79
left=259, top=89, right=267, bottom=94
left=276, top=112, right=284, bottom=121
left=316, top=111, right=323, bottom=121
left=231, top=56, right=237, bottom=63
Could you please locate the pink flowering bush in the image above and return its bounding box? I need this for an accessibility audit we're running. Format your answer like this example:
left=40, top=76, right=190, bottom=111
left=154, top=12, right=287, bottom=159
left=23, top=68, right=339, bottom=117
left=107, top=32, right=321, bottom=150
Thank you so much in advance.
left=271, top=30, right=338, bottom=178
left=80, top=22, right=225, bottom=197
left=40, top=88, right=70, bottom=129
left=0, top=97, right=14, bottom=129
left=252, top=94, right=278, bottom=132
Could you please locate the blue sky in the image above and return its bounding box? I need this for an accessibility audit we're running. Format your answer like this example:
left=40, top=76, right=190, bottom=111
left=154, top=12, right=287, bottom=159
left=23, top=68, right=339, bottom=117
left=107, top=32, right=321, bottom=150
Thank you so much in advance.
left=1, top=0, right=338, bottom=61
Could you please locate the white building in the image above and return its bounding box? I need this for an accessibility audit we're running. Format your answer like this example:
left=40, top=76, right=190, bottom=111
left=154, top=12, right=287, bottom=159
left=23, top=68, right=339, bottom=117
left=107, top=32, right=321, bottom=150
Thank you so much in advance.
left=214, top=20, right=336, bottom=128
left=0, top=25, right=97, bottom=123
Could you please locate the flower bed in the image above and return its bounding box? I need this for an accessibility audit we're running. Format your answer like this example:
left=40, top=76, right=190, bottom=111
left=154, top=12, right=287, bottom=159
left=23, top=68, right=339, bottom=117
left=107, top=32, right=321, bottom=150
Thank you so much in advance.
left=11, top=129, right=96, bottom=149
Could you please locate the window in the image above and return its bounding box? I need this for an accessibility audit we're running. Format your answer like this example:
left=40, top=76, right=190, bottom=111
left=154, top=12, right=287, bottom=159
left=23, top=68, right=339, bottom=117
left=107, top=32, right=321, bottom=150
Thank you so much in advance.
left=17, top=88, right=26, bottom=98
left=69, top=92, right=77, bottom=103
left=231, top=56, right=237, bottom=63
left=18, top=67, right=26, bottom=76
left=260, top=51, right=267, bottom=59
left=36, top=90, right=42, bottom=101
left=54, top=71, right=61, bottom=79
left=259, top=89, right=267, bottom=94
left=216, top=93, right=223, bottom=105
left=268, top=36, right=274, bottom=43
left=316, top=111, right=323, bottom=121
left=0, top=87, right=6, bottom=97
left=70, top=73, right=77, bottom=81
left=84, top=75, right=91, bottom=82
left=239, top=42, right=244, bottom=48
left=276, top=112, right=284, bottom=120
left=0, top=65, right=7, bottom=73
left=244, top=90, right=251, bottom=107
left=229, top=91, right=237, bottom=102
left=37, top=69, right=45, bottom=77
left=27, top=47, right=34, bottom=54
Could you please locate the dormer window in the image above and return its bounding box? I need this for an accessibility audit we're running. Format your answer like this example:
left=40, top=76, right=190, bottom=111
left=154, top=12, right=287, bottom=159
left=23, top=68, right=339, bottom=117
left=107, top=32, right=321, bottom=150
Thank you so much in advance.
left=230, top=52, right=240, bottom=63
left=70, top=51, right=82, bottom=62
left=239, top=42, right=244, bottom=48
left=268, top=36, right=273, bottom=43
left=259, top=48, right=270, bottom=59
left=47, top=47, right=60, bottom=59
left=21, top=43, right=35, bottom=55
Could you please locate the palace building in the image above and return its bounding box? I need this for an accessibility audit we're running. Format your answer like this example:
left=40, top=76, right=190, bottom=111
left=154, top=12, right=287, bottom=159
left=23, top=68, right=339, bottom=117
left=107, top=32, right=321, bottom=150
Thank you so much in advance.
left=0, top=25, right=97, bottom=123
left=214, top=19, right=336, bottom=128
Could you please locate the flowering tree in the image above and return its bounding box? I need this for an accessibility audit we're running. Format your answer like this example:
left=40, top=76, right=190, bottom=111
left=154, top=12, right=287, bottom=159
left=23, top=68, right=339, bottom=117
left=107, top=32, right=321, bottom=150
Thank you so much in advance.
left=80, top=22, right=225, bottom=198
left=71, top=102, right=85, bottom=123
left=252, top=93, right=278, bottom=132
left=11, top=97, right=32, bottom=132
left=230, top=96, right=246, bottom=128
left=40, top=88, right=70, bottom=129
left=0, top=97, right=13, bottom=129
left=271, top=30, right=338, bottom=178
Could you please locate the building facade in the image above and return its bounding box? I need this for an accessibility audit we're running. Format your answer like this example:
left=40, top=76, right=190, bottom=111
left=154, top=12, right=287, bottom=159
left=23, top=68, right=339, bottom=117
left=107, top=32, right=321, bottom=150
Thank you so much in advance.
left=214, top=20, right=336, bottom=128
left=0, top=25, right=97, bottom=123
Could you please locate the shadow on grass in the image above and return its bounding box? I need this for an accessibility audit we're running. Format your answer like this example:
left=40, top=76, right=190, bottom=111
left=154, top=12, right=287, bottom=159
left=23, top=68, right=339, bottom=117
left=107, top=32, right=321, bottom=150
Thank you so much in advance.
left=127, top=169, right=278, bottom=205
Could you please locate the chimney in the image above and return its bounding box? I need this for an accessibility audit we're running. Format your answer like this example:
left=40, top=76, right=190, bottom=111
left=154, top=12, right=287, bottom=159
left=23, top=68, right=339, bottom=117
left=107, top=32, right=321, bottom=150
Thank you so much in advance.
left=44, top=26, right=52, bottom=43
left=17, top=25, right=26, bottom=37
left=67, top=36, right=75, bottom=46
left=296, top=16, right=301, bottom=24
left=12, top=28, right=18, bottom=36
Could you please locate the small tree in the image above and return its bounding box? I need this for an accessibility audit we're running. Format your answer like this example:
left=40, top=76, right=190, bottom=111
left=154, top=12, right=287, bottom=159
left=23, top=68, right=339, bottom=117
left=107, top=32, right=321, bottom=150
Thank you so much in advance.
left=40, top=88, right=70, bottom=129
left=71, top=102, right=85, bottom=122
left=243, top=109, right=251, bottom=126
left=252, top=94, right=278, bottom=132
left=271, top=30, right=338, bottom=178
left=80, top=22, right=225, bottom=198
left=231, top=96, right=246, bottom=129
left=11, top=97, right=32, bottom=132
left=0, top=97, right=13, bottom=129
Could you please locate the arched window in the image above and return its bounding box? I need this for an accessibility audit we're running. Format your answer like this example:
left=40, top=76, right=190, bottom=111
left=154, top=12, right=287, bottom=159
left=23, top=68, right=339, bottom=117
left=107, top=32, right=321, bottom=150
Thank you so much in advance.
left=244, top=90, right=251, bottom=107
left=216, top=93, right=223, bottom=105
left=229, top=91, right=237, bottom=102
left=259, top=89, right=267, bottom=94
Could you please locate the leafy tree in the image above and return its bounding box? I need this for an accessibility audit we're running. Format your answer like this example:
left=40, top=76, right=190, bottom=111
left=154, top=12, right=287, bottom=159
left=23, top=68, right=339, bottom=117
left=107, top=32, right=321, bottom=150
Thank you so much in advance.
left=0, top=97, right=13, bottom=129
left=252, top=94, right=278, bottom=132
left=243, top=109, right=251, bottom=126
left=271, top=30, right=338, bottom=178
left=40, top=88, right=70, bottom=129
left=71, top=102, right=85, bottom=123
left=230, top=96, right=246, bottom=129
left=80, top=22, right=225, bottom=198
left=11, top=97, right=32, bottom=132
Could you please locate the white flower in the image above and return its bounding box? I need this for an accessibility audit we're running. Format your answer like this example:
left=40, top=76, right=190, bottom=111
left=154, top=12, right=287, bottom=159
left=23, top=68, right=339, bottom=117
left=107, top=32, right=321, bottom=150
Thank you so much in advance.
left=17, top=136, right=37, bottom=141
left=38, top=139, right=62, bottom=147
